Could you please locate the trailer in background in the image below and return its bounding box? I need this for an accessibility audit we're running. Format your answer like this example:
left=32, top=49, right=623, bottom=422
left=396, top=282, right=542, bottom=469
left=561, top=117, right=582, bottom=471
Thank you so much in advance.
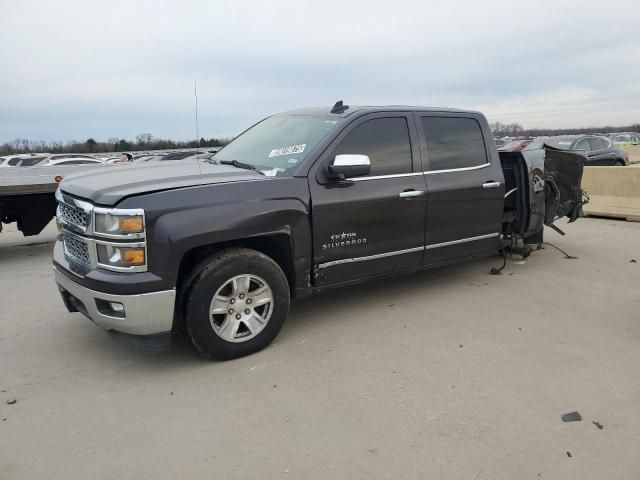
left=0, top=164, right=119, bottom=236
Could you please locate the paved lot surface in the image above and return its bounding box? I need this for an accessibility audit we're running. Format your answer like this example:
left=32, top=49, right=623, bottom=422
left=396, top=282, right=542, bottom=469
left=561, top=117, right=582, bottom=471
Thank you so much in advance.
left=623, top=145, right=640, bottom=163
left=1, top=218, right=639, bottom=480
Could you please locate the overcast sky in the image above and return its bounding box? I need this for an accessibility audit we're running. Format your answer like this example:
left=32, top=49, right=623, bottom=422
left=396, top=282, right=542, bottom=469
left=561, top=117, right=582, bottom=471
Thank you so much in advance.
left=1, top=0, right=639, bottom=143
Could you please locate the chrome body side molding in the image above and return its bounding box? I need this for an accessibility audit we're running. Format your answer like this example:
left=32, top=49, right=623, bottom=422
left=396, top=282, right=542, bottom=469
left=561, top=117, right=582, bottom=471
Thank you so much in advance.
left=317, top=233, right=500, bottom=269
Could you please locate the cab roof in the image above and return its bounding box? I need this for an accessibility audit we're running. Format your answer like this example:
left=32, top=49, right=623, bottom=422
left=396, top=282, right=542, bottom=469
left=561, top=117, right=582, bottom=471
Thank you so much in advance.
left=279, top=105, right=483, bottom=118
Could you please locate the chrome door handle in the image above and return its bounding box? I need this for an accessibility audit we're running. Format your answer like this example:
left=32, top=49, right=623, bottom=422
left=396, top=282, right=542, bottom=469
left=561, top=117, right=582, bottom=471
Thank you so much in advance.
left=398, top=190, right=425, bottom=198
left=482, top=182, right=502, bottom=189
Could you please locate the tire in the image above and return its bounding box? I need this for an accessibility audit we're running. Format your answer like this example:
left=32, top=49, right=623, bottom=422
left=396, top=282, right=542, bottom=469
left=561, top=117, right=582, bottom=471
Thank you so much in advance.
left=183, top=248, right=290, bottom=360
left=614, top=160, right=625, bottom=166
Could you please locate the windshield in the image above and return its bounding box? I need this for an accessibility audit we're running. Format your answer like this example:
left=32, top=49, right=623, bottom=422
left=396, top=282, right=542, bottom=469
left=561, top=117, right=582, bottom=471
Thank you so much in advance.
left=215, top=115, right=342, bottom=175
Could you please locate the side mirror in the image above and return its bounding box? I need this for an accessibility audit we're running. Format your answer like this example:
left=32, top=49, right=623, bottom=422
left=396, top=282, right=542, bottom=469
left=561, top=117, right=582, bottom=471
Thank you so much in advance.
left=327, top=154, right=371, bottom=179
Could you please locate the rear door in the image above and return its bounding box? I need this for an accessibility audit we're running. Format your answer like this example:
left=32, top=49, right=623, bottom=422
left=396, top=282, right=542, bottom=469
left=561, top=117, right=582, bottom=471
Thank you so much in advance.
left=416, top=114, right=504, bottom=264
left=587, top=137, right=616, bottom=165
left=309, top=113, right=426, bottom=286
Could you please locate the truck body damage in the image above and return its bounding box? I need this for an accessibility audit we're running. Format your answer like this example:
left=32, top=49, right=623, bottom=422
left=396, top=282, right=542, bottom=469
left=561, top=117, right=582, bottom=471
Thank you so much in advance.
left=543, top=147, right=587, bottom=232
left=499, top=147, right=585, bottom=243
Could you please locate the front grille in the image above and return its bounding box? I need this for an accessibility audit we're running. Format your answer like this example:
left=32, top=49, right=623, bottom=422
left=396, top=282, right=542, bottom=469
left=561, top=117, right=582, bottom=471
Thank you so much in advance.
left=63, top=233, right=91, bottom=266
left=58, top=202, right=88, bottom=229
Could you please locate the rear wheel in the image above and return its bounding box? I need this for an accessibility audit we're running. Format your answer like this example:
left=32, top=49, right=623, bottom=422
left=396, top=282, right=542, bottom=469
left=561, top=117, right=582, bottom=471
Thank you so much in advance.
left=183, top=248, right=290, bottom=360
left=614, top=160, right=625, bottom=166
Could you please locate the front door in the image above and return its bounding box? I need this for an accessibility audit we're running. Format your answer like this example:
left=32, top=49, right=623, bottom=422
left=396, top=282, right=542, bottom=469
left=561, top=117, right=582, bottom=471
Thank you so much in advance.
left=309, top=114, right=426, bottom=286
left=416, top=114, right=505, bottom=264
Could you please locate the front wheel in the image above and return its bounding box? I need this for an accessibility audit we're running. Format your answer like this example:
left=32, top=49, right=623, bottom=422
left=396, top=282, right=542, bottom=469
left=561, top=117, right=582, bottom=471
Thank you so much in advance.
left=184, top=248, right=290, bottom=360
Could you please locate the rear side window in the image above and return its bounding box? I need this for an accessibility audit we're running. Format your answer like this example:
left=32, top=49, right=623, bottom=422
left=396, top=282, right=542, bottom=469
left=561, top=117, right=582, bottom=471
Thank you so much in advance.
left=331, top=117, right=412, bottom=176
left=574, top=138, right=590, bottom=151
left=161, top=152, right=195, bottom=160
left=60, top=160, right=98, bottom=165
left=19, top=157, right=45, bottom=166
left=421, top=117, right=487, bottom=171
left=589, top=137, right=607, bottom=150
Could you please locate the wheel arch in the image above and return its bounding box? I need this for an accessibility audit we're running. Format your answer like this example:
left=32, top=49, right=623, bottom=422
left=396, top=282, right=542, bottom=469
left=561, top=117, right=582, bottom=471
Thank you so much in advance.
left=176, top=232, right=296, bottom=297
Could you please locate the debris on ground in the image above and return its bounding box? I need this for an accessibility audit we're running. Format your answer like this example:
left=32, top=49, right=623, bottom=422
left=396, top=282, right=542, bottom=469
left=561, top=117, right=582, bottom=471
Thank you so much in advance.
left=630, top=259, right=637, bottom=263
left=6, top=399, right=16, bottom=405
left=593, top=421, right=604, bottom=430
left=561, top=411, right=582, bottom=422
left=566, top=451, right=572, bottom=458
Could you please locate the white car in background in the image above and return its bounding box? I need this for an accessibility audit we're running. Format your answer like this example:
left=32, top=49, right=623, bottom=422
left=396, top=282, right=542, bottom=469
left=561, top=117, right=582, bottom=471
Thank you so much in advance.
left=42, top=157, right=104, bottom=166
left=0, top=153, right=51, bottom=167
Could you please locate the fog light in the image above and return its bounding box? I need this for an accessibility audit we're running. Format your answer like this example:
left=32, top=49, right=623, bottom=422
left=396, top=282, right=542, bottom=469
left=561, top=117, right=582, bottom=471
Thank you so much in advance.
left=109, top=302, right=125, bottom=313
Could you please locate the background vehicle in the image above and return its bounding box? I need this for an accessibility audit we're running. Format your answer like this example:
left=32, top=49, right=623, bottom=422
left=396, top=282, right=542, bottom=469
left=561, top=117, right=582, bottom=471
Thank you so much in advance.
left=526, top=135, right=629, bottom=165
left=0, top=161, right=117, bottom=235
left=608, top=133, right=640, bottom=146
left=43, top=157, right=104, bottom=166
left=152, top=151, right=198, bottom=161
left=498, top=138, right=532, bottom=152
left=0, top=154, right=50, bottom=167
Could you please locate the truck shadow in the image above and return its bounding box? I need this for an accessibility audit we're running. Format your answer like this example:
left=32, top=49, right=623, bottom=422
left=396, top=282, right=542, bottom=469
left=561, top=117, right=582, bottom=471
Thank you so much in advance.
left=86, top=256, right=501, bottom=369
left=6, top=232, right=503, bottom=369
left=286, top=257, right=497, bottom=334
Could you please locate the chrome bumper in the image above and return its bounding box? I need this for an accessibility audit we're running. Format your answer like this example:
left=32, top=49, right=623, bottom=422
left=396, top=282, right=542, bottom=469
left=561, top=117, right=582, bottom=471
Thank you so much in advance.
left=54, top=266, right=176, bottom=335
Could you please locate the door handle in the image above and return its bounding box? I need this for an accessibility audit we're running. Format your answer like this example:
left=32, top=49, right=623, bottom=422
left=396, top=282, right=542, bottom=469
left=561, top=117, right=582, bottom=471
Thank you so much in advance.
left=398, top=190, right=425, bottom=198
left=482, top=181, right=502, bottom=189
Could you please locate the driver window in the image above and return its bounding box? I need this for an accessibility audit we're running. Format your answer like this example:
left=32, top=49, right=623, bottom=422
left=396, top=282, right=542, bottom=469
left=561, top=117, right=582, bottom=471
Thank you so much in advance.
left=331, top=117, right=412, bottom=177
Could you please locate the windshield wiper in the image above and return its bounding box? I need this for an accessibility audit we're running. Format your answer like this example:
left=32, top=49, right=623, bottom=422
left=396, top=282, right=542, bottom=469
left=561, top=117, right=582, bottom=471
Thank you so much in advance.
left=219, top=159, right=264, bottom=175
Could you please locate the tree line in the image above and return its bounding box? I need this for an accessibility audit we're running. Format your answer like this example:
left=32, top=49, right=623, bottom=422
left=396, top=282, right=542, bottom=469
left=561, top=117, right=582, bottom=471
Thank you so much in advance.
left=3, top=121, right=640, bottom=156
left=0, top=133, right=232, bottom=156
left=490, top=121, right=640, bottom=138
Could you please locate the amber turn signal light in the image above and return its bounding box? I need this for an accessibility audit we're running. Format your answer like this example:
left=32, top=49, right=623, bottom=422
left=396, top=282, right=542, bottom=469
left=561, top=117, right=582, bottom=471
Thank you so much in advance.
left=119, top=217, right=144, bottom=233
left=121, top=248, right=145, bottom=265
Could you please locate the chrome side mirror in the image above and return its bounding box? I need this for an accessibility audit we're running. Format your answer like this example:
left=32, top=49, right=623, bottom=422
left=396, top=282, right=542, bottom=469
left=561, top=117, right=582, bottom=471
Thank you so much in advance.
left=327, top=154, right=371, bottom=179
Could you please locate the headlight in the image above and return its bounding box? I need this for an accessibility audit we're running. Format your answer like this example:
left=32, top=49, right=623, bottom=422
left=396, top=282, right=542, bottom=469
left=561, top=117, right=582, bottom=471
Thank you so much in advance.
left=94, top=209, right=145, bottom=236
left=96, top=243, right=146, bottom=269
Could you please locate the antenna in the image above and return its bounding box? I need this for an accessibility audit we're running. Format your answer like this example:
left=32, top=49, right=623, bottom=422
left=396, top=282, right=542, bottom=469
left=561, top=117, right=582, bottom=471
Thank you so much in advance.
left=194, top=80, right=199, bottom=155
left=330, top=100, right=349, bottom=114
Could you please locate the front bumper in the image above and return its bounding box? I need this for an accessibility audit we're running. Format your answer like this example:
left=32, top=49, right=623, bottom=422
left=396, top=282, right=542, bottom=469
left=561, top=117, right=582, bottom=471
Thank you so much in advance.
left=54, top=266, right=176, bottom=336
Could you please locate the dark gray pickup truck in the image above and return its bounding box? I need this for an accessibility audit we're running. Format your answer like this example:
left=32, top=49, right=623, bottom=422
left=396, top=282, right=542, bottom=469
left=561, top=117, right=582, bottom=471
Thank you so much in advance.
left=53, top=103, right=585, bottom=359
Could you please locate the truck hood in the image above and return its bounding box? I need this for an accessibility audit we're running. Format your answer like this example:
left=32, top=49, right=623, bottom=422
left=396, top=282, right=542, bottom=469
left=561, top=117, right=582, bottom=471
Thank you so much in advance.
left=59, top=160, right=265, bottom=205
